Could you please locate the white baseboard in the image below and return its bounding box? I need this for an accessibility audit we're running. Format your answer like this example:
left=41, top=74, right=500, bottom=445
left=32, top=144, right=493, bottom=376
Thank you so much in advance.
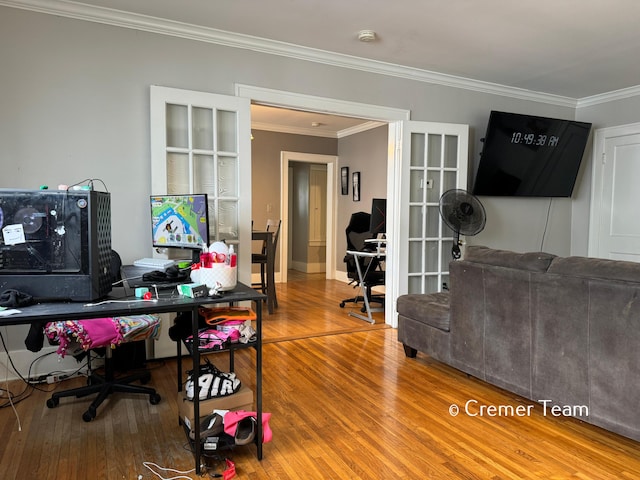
left=250, top=271, right=282, bottom=285
left=289, top=260, right=326, bottom=274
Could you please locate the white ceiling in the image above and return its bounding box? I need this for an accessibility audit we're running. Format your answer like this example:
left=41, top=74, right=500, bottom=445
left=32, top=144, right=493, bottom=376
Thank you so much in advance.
left=251, top=105, right=383, bottom=138
left=8, top=0, right=640, bottom=135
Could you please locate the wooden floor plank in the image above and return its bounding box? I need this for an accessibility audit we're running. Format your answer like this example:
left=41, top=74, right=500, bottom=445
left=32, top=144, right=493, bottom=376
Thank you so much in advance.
left=1, top=272, right=640, bottom=479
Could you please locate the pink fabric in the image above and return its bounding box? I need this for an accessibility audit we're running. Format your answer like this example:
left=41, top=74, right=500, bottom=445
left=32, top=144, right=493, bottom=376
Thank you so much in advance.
left=223, top=410, right=273, bottom=443
left=45, top=315, right=160, bottom=358
left=76, top=318, right=123, bottom=350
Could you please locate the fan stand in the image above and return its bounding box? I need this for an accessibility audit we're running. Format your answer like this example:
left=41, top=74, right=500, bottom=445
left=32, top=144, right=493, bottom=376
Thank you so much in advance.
left=452, top=231, right=462, bottom=260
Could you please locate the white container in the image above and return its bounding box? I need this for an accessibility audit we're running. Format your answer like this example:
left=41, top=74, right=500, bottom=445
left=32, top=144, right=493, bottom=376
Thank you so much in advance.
left=190, top=264, right=237, bottom=291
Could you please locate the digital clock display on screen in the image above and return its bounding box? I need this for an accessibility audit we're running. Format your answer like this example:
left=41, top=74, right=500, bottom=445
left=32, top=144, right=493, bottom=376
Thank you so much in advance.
left=472, top=111, right=592, bottom=197
left=510, top=132, right=560, bottom=147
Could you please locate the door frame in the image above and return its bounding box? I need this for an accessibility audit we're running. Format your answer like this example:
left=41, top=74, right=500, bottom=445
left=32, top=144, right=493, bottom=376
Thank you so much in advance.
left=236, top=84, right=410, bottom=326
left=280, top=152, right=337, bottom=283
left=588, top=121, right=640, bottom=259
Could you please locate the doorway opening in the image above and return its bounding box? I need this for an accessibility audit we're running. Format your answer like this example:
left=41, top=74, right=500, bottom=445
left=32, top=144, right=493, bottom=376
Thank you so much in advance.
left=238, top=85, right=410, bottom=326
left=281, top=152, right=337, bottom=283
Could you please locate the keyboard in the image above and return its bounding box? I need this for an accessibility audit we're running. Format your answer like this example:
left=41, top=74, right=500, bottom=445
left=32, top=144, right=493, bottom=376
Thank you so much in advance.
left=132, top=258, right=176, bottom=270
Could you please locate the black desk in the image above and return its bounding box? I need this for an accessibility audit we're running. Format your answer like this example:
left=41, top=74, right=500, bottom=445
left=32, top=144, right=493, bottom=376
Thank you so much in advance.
left=2, top=282, right=266, bottom=474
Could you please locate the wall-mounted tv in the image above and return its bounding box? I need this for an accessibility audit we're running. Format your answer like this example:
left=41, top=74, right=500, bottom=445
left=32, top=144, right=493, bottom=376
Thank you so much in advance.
left=472, top=111, right=592, bottom=197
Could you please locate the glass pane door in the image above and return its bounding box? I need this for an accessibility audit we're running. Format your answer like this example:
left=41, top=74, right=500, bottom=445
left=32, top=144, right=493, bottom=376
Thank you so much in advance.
left=165, top=105, right=240, bottom=243
left=150, top=86, right=251, bottom=283
left=397, top=121, right=469, bottom=296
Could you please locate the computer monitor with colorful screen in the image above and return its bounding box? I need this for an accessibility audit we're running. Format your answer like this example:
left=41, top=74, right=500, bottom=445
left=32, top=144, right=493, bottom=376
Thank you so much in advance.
left=150, top=194, right=210, bottom=254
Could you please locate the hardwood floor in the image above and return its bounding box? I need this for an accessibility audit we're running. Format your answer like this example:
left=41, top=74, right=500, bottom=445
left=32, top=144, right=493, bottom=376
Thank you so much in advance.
left=262, top=270, right=387, bottom=342
left=2, top=273, right=640, bottom=479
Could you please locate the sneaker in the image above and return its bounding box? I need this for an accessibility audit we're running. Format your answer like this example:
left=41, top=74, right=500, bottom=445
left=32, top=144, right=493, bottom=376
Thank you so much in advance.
left=189, top=412, right=224, bottom=441
left=186, top=372, right=241, bottom=400
left=234, top=416, right=256, bottom=445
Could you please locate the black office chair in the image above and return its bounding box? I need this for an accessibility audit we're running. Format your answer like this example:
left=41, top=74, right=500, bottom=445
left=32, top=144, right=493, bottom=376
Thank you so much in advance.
left=45, top=251, right=161, bottom=422
left=339, top=212, right=385, bottom=311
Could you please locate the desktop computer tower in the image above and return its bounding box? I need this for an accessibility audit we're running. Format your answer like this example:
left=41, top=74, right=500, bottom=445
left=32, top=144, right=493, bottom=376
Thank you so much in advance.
left=0, top=189, right=112, bottom=301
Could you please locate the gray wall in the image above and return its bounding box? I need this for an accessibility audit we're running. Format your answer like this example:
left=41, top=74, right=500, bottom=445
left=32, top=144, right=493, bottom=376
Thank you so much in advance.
left=250, top=129, right=337, bottom=274
left=336, top=125, right=389, bottom=272
left=1, top=7, right=582, bottom=266
left=3, top=6, right=640, bottom=350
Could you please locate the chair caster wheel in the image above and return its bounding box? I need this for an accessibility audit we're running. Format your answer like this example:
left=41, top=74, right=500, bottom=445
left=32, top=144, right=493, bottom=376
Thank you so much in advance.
left=339, top=302, right=345, bottom=308
left=361, top=306, right=367, bottom=313
left=83, top=407, right=96, bottom=422
left=150, top=393, right=161, bottom=405
left=46, top=397, right=59, bottom=408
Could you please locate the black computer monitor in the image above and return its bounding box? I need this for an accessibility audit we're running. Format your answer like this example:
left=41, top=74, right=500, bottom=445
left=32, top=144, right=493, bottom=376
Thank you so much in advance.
left=369, top=198, right=386, bottom=236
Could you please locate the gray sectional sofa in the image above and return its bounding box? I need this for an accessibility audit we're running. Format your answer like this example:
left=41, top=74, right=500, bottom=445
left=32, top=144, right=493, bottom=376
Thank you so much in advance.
left=397, top=245, right=640, bottom=442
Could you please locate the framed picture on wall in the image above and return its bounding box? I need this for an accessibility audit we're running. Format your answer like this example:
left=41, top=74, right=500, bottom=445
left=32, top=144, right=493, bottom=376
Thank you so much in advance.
left=341, top=167, right=349, bottom=195
left=353, top=171, right=361, bottom=201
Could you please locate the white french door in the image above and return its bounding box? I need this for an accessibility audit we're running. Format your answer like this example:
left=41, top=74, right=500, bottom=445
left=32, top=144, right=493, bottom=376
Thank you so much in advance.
left=386, top=121, right=469, bottom=326
left=150, top=86, right=252, bottom=284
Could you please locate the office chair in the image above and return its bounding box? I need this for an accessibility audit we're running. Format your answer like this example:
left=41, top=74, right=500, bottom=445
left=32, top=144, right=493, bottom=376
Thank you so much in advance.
left=45, top=251, right=161, bottom=422
left=339, top=212, right=385, bottom=311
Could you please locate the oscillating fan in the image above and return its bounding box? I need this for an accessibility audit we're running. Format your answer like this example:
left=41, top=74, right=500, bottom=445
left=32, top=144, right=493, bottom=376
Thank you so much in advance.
left=439, top=189, right=487, bottom=259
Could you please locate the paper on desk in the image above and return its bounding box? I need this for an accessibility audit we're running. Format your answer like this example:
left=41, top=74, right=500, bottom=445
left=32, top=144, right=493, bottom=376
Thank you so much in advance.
left=0, top=308, right=21, bottom=316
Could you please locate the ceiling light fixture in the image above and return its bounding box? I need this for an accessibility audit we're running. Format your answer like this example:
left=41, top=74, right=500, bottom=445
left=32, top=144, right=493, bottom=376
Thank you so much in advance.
left=357, top=30, right=377, bottom=42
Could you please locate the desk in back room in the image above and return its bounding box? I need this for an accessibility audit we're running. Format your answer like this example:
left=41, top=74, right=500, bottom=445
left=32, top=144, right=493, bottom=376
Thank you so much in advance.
left=346, top=238, right=387, bottom=324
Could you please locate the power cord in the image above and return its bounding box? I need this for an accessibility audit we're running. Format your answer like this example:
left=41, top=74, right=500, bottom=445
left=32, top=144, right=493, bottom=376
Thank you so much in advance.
left=84, top=298, right=158, bottom=307
left=1, top=327, right=22, bottom=431
left=540, top=197, right=553, bottom=251
left=142, top=461, right=195, bottom=479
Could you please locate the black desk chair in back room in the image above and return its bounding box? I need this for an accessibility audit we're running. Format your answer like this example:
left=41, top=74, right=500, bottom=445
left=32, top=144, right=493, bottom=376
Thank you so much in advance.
left=44, top=250, right=161, bottom=422
left=339, top=212, right=385, bottom=310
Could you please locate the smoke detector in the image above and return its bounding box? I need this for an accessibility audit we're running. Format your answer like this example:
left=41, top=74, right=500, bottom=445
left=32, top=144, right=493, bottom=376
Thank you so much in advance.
left=357, top=30, right=377, bottom=42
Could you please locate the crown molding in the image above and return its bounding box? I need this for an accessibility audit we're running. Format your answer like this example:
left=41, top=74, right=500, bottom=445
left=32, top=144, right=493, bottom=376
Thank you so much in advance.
left=252, top=122, right=337, bottom=138
left=9, top=0, right=640, bottom=109
left=337, top=121, right=386, bottom=138
left=251, top=120, right=385, bottom=139
left=577, top=84, right=640, bottom=109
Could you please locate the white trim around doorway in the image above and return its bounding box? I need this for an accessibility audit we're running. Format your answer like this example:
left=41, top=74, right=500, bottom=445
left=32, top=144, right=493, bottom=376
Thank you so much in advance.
left=235, top=84, right=410, bottom=326
left=281, top=151, right=338, bottom=283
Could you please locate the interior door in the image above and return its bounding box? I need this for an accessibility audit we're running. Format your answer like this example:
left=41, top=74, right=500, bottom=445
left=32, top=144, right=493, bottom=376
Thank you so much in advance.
left=589, top=123, right=640, bottom=261
left=150, top=86, right=251, bottom=282
left=386, top=121, right=469, bottom=326
left=149, top=86, right=251, bottom=358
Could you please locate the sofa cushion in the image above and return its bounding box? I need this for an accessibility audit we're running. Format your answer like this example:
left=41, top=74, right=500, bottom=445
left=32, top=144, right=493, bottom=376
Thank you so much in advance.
left=463, top=245, right=556, bottom=272
left=547, top=255, right=640, bottom=283
left=397, top=292, right=450, bottom=332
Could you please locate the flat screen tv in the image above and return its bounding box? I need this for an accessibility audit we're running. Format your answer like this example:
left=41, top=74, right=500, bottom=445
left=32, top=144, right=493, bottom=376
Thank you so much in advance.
left=150, top=194, right=209, bottom=252
left=472, top=111, right=592, bottom=197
